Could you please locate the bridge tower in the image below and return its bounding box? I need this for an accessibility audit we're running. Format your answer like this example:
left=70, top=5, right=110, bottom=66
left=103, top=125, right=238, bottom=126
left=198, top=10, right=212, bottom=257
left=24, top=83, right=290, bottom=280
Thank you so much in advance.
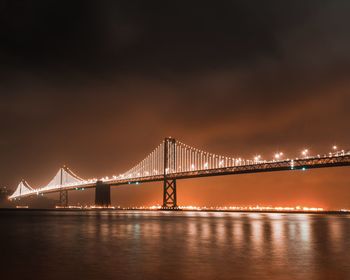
left=59, top=167, right=68, bottom=207
left=163, top=137, right=178, bottom=209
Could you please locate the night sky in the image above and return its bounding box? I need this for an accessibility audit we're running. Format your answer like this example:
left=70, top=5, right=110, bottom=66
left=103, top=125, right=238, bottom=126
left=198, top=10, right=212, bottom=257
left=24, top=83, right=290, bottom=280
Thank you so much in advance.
left=1, top=1, right=349, bottom=209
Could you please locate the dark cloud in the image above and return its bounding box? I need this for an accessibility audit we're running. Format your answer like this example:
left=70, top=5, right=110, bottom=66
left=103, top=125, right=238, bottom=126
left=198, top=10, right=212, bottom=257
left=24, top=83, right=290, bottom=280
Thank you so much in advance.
left=0, top=1, right=349, bottom=208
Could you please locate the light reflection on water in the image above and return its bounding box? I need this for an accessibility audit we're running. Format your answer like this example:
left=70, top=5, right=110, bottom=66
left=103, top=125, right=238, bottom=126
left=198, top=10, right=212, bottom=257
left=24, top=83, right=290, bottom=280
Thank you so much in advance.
left=1, top=210, right=350, bottom=280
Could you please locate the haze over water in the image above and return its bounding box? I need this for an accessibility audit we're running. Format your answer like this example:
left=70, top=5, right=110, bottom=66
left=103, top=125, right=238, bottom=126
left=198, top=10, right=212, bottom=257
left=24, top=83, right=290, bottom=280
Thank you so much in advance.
left=2, top=210, right=350, bottom=280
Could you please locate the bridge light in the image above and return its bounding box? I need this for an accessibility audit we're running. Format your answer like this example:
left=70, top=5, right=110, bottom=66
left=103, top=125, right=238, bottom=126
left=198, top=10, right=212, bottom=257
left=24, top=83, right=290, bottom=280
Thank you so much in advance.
left=274, top=152, right=283, bottom=160
left=333, top=145, right=338, bottom=151
left=302, top=149, right=309, bottom=157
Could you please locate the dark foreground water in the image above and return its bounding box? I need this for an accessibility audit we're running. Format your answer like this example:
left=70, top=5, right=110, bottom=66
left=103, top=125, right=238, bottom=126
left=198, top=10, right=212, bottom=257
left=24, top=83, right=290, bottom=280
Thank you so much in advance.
left=1, top=210, right=350, bottom=280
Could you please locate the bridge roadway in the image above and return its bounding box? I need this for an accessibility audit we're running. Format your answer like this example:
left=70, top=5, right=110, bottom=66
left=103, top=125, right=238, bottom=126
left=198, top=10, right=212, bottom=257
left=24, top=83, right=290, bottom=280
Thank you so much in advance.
left=13, top=153, right=350, bottom=201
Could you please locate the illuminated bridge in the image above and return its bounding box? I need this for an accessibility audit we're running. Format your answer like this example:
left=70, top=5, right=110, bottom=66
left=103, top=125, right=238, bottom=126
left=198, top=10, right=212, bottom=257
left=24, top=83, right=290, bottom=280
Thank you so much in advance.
left=9, top=137, right=350, bottom=208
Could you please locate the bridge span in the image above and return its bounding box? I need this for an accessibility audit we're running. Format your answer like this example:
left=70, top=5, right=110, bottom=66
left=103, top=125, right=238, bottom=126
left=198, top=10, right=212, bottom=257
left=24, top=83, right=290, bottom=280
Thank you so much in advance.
left=9, top=138, right=350, bottom=208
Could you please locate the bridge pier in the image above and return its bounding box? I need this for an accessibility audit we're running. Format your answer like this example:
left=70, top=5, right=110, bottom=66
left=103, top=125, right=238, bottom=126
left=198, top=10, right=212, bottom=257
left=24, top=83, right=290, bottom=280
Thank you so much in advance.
left=163, top=179, right=177, bottom=208
left=162, top=137, right=178, bottom=209
left=95, top=181, right=111, bottom=208
left=59, top=190, right=68, bottom=207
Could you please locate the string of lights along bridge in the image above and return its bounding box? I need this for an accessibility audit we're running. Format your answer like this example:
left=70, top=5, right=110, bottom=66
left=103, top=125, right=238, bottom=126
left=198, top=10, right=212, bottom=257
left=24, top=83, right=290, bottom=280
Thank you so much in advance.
left=9, top=138, right=350, bottom=209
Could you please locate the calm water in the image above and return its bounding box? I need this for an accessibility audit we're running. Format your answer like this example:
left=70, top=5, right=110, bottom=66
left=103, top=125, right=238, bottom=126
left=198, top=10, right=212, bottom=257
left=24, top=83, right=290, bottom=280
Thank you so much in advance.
left=1, top=210, right=350, bottom=280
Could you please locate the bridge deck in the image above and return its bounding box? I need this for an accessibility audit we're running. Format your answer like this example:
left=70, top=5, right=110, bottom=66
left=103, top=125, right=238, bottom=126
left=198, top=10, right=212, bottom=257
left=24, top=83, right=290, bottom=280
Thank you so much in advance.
left=11, top=154, right=350, bottom=200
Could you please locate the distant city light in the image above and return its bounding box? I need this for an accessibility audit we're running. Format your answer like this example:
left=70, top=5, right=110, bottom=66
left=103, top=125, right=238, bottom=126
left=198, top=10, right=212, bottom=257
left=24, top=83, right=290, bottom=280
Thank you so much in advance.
left=117, top=205, right=326, bottom=212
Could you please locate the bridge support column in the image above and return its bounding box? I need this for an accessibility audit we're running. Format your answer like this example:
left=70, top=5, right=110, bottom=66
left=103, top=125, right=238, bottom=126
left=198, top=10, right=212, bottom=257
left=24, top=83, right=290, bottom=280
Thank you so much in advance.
left=162, top=137, right=178, bottom=209
left=59, top=190, right=68, bottom=207
left=95, top=181, right=111, bottom=208
left=163, top=179, right=177, bottom=208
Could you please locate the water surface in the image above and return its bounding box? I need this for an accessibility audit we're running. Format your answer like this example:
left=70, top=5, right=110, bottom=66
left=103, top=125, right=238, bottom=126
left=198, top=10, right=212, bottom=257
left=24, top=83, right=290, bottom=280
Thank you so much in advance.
left=1, top=210, right=350, bottom=280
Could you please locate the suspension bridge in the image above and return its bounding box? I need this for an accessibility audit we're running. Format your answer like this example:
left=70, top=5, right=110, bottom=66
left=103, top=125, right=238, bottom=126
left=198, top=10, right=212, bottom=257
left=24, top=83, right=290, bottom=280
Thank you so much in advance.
left=9, top=137, right=350, bottom=208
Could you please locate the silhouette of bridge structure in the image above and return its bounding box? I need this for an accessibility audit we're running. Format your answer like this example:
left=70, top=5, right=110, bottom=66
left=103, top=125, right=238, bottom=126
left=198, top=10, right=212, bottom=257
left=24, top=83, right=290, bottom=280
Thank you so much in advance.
left=9, top=138, right=350, bottom=208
